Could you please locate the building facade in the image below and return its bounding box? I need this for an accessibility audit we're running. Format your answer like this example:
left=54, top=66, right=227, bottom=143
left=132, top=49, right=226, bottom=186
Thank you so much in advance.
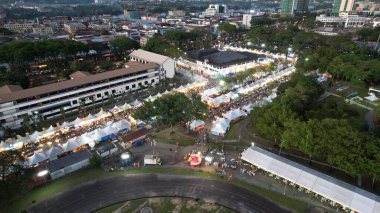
left=280, top=0, right=309, bottom=15
left=242, top=14, right=252, bottom=29
left=0, top=62, right=160, bottom=129
left=332, top=0, right=355, bottom=15
left=64, top=22, right=86, bottom=34
left=3, top=23, right=34, bottom=33
left=129, top=49, right=176, bottom=79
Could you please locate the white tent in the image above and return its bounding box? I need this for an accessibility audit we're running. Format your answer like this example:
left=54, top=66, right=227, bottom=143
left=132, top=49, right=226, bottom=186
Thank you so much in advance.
left=163, top=90, right=171, bottom=95
left=0, top=141, right=11, bottom=150
left=62, top=138, right=81, bottom=152
left=88, top=129, right=107, bottom=141
left=144, top=95, right=156, bottom=102
left=203, top=87, right=220, bottom=97
left=70, top=117, right=83, bottom=126
left=112, top=119, right=131, bottom=131
left=189, top=120, right=205, bottom=131
left=77, top=134, right=94, bottom=146
left=112, top=105, right=121, bottom=113
left=223, top=109, right=247, bottom=121
left=28, top=151, right=48, bottom=165
left=131, top=99, right=142, bottom=107
left=29, top=131, right=42, bottom=142
left=102, top=125, right=119, bottom=135
left=211, top=122, right=229, bottom=136
left=45, top=146, right=64, bottom=160
left=60, top=121, right=71, bottom=128
left=242, top=104, right=253, bottom=113
left=176, top=85, right=185, bottom=92
left=44, top=125, right=57, bottom=135
left=86, top=114, right=97, bottom=121
left=155, top=92, right=162, bottom=98
left=120, top=103, right=132, bottom=111
left=95, top=108, right=111, bottom=118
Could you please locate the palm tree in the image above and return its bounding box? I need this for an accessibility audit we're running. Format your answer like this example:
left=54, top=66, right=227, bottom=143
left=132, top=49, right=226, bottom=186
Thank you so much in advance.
left=60, top=107, right=66, bottom=120
left=90, top=97, right=96, bottom=112
left=79, top=101, right=86, bottom=116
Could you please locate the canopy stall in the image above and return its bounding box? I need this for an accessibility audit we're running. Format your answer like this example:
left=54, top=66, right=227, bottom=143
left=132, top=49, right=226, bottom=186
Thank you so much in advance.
left=45, top=146, right=64, bottom=160
left=242, top=104, right=253, bottom=114
left=188, top=120, right=205, bottom=132
left=131, top=99, right=142, bottom=108
left=28, top=151, right=48, bottom=165
left=223, top=109, right=247, bottom=121
left=144, top=95, right=156, bottom=102
left=120, top=103, right=132, bottom=111
left=44, top=125, right=57, bottom=136
left=112, top=119, right=131, bottom=131
left=86, top=114, right=97, bottom=121
left=29, top=131, right=42, bottom=142
left=60, top=121, right=71, bottom=128
left=62, top=138, right=81, bottom=152
left=202, top=87, right=220, bottom=97
left=210, top=118, right=230, bottom=136
left=70, top=117, right=83, bottom=126
left=95, top=108, right=111, bottom=119
left=87, top=129, right=107, bottom=142
left=77, top=135, right=94, bottom=146
left=102, top=125, right=119, bottom=136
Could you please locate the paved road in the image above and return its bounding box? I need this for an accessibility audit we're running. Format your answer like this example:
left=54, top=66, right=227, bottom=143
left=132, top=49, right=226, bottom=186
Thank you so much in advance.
left=28, top=174, right=290, bottom=213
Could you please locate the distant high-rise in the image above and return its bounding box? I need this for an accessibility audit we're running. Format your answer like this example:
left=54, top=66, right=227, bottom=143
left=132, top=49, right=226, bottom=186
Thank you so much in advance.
left=332, top=0, right=355, bottom=15
left=280, top=0, right=309, bottom=15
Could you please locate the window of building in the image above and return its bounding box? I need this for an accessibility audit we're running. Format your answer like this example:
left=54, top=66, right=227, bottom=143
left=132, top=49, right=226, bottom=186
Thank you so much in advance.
left=97, top=94, right=101, bottom=98
left=132, top=84, right=136, bottom=88
left=144, top=81, right=148, bottom=85
left=126, top=86, right=130, bottom=90
left=105, top=91, right=109, bottom=96
left=112, top=90, right=116, bottom=94
left=138, top=82, right=142, bottom=86
left=151, top=79, right=155, bottom=83
left=72, top=100, right=78, bottom=105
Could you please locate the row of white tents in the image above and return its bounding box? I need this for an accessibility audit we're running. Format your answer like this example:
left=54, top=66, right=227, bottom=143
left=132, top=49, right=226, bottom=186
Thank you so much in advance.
left=237, top=67, right=295, bottom=95
left=210, top=108, right=249, bottom=136
left=27, top=119, right=131, bottom=165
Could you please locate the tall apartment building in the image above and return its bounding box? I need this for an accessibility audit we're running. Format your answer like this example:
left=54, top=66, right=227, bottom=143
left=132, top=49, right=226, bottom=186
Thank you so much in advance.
left=0, top=62, right=160, bottom=129
left=242, top=14, right=252, bottom=29
left=332, top=0, right=355, bottom=15
left=280, top=0, right=309, bottom=15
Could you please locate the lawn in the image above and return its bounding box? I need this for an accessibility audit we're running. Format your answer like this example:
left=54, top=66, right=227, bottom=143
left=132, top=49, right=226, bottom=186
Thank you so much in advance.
left=224, top=121, right=240, bottom=140
left=5, top=167, right=309, bottom=213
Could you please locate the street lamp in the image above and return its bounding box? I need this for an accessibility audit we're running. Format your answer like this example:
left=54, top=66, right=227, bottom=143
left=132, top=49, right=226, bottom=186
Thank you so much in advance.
left=305, top=58, right=309, bottom=62
left=219, top=80, right=225, bottom=86
left=287, top=47, right=292, bottom=52
left=37, top=170, right=48, bottom=177
left=247, top=41, right=252, bottom=46
left=121, top=153, right=131, bottom=160
left=261, top=43, right=266, bottom=48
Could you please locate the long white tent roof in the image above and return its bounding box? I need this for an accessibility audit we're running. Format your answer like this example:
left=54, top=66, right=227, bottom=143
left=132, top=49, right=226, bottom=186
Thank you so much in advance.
left=241, top=146, right=380, bottom=213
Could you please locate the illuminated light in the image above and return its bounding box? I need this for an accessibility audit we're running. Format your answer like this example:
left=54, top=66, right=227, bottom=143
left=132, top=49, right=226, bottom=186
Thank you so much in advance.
left=219, top=80, right=225, bottom=86
left=121, top=153, right=130, bottom=160
left=251, top=142, right=255, bottom=147
left=37, top=170, right=48, bottom=177
left=205, top=156, right=213, bottom=162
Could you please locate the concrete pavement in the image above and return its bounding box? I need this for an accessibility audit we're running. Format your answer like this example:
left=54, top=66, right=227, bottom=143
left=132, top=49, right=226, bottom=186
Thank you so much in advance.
left=28, top=174, right=291, bottom=213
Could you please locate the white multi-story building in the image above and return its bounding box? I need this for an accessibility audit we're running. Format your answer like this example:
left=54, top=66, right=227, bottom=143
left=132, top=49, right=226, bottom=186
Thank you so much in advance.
left=3, top=23, right=35, bottom=33
left=203, top=4, right=228, bottom=17
left=129, top=49, right=176, bottom=79
left=0, top=62, right=159, bottom=129
left=316, top=14, right=368, bottom=28
left=242, top=14, right=252, bottom=29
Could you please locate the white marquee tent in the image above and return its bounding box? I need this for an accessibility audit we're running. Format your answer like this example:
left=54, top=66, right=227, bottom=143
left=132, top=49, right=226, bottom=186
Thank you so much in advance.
left=62, top=138, right=81, bottom=152
left=45, top=146, right=64, bottom=160
left=210, top=117, right=230, bottom=136
left=241, top=146, right=380, bottom=213
left=223, top=108, right=247, bottom=121
left=28, top=151, right=48, bottom=165
left=102, top=125, right=119, bottom=135
left=29, top=131, right=42, bottom=142
left=112, top=119, right=131, bottom=131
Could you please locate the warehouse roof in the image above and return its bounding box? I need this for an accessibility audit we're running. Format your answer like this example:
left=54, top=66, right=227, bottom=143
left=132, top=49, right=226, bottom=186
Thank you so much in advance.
left=187, top=49, right=259, bottom=67
left=130, top=49, right=172, bottom=65
left=241, top=146, right=380, bottom=213
left=47, top=149, right=92, bottom=173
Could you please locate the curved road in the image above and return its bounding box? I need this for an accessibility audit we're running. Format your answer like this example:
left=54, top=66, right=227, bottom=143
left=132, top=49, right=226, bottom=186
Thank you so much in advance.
left=28, top=174, right=290, bottom=213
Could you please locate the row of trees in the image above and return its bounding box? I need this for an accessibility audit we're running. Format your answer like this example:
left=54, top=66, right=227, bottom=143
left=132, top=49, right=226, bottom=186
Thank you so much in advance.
left=134, top=92, right=208, bottom=132
left=252, top=74, right=380, bottom=187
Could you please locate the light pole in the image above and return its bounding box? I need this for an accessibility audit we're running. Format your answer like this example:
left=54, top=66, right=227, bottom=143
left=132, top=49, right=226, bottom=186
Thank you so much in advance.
left=261, top=43, right=266, bottom=48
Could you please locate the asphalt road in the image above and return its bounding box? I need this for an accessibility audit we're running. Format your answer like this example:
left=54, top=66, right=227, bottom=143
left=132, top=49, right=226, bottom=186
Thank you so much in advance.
left=28, top=174, right=291, bottom=213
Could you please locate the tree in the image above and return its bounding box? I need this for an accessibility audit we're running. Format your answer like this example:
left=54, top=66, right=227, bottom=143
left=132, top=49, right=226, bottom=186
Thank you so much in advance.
left=110, top=37, right=140, bottom=57
left=22, top=114, right=32, bottom=132
left=60, top=107, right=66, bottom=120
left=250, top=17, right=275, bottom=27
left=217, top=22, right=237, bottom=34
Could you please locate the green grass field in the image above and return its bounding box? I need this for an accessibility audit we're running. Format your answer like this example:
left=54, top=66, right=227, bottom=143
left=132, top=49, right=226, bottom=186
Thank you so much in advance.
left=4, top=167, right=310, bottom=213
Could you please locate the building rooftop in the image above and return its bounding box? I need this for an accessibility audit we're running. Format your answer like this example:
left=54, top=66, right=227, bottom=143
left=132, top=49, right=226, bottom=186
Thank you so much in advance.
left=0, top=61, right=158, bottom=104
left=130, top=49, right=171, bottom=65
left=70, top=71, right=93, bottom=79
left=47, top=149, right=92, bottom=173
left=187, top=48, right=259, bottom=67
left=121, top=128, right=149, bottom=143
left=0, top=85, right=23, bottom=95
left=95, top=143, right=117, bottom=154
